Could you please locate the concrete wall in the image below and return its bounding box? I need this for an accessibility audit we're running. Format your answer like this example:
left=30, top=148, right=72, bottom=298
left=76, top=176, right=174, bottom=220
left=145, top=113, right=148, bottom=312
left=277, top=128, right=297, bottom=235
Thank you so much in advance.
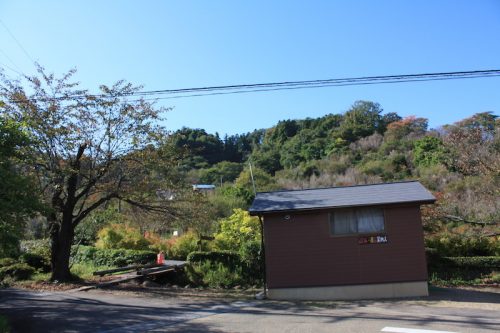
left=267, top=281, right=429, bottom=301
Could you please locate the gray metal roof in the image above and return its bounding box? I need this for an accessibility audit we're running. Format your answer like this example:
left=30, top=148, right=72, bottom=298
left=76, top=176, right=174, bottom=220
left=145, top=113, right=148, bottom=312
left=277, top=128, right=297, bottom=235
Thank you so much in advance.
left=249, top=181, right=435, bottom=215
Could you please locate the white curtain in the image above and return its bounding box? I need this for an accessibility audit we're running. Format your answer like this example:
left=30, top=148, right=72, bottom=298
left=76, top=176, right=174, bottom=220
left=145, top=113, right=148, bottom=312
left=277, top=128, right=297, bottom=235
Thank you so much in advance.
left=332, top=209, right=357, bottom=234
left=356, top=207, right=384, bottom=233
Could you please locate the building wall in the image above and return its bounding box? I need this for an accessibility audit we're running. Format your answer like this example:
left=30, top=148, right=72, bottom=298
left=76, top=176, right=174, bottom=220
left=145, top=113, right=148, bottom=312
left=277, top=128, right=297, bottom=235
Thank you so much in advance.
left=263, top=204, right=428, bottom=289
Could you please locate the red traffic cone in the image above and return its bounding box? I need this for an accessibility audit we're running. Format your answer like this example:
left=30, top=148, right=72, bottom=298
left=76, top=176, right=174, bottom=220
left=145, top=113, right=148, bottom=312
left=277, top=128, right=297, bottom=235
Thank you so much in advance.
left=157, top=251, right=165, bottom=264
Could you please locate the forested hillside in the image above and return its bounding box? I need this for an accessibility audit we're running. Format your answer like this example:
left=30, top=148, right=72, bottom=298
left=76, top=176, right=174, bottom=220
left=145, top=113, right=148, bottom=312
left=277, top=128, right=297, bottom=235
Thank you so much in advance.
left=167, top=101, right=499, bottom=246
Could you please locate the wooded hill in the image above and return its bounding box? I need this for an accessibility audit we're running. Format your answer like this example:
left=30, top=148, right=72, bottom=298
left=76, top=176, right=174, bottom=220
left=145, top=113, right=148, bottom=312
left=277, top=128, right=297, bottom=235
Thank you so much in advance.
left=0, top=66, right=498, bottom=282
left=155, top=101, right=499, bottom=255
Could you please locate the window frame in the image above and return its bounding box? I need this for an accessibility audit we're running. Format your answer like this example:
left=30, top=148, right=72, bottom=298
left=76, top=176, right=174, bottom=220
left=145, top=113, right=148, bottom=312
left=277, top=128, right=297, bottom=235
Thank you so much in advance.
left=328, top=206, right=386, bottom=237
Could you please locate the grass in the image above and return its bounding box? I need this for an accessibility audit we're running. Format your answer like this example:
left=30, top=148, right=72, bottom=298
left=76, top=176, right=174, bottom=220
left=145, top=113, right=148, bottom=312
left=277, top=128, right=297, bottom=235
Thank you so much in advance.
left=70, top=262, right=114, bottom=280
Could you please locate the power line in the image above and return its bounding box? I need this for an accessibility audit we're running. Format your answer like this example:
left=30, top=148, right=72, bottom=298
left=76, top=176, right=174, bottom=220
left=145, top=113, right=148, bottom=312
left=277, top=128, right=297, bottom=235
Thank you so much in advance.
left=0, top=47, right=24, bottom=74
left=125, top=71, right=500, bottom=102
left=0, top=17, right=35, bottom=64
left=0, top=61, right=23, bottom=76
left=6, top=69, right=500, bottom=104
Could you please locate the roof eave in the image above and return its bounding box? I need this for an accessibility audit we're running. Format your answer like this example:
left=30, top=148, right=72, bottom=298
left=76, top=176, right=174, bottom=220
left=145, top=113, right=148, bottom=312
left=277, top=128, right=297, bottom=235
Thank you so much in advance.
left=248, top=198, right=436, bottom=216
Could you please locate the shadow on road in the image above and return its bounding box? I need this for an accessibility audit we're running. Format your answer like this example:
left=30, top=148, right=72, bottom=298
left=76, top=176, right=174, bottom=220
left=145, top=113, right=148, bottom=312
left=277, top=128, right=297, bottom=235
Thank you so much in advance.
left=0, top=286, right=498, bottom=332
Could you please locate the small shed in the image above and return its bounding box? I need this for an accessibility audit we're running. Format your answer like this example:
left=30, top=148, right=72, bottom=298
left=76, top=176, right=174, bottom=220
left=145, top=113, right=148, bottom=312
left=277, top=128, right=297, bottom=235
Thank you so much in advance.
left=249, top=181, right=435, bottom=300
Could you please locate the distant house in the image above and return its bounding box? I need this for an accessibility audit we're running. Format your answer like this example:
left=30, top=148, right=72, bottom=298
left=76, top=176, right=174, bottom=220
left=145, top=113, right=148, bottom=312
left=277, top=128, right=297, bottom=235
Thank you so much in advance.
left=249, top=181, right=435, bottom=300
left=192, top=184, right=216, bottom=193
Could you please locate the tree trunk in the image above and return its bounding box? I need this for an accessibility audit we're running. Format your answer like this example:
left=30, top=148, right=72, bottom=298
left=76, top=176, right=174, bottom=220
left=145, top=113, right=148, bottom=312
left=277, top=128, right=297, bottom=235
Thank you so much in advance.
left=50, top=212, right=75, bottom=282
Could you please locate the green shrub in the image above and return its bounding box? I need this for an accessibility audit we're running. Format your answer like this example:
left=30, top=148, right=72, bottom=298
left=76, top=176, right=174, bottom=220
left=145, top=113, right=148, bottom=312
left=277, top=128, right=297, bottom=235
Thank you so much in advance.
left=71, top=246, right=155, bottom=267
left=0, top=258, right=17, bottom=268
left=20, top=253, right=51, bottom=272
left=96, top=224, right=151, bottom=250
left=74, top=207, right=122, bottom=246
left=188, top=251, right=240, bottom=266
left=187, top=250, right=262, bottom=287
left=20, top=239, right=51, bottom=263
left=193, top=261, right=243, bottom=288
left=238, top=241, right=263, bottom=281
left=0, top=263, right=35, bottom=281
left=441, top=256, right=500, bottom=269
left=214, top=209, right=261, bottom=250
left=426, top=235, right=498, bottom=256
left=187, top=259, right=244, bottom=288
left=428, top=255, right=500, bottom=281
left=167, top=231, right=200, bottom=260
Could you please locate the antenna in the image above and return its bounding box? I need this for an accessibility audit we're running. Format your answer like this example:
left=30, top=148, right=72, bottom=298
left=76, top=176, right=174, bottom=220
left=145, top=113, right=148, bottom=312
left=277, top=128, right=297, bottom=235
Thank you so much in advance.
left=249, top=162, right=257, bottom=195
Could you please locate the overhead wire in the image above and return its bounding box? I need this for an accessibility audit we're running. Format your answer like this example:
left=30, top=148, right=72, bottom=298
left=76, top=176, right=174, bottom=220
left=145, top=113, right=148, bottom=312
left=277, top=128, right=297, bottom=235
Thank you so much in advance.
left=0, top=17, right=35, bottom=64
left=0, top=47, right=24, bottom=75
left=4, top=69, right=500, bottom=104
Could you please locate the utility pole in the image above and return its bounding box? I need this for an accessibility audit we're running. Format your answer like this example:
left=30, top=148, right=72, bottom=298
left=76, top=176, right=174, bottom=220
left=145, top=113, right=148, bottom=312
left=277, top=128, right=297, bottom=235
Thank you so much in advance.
left=249, top=162, right=257, bottom=195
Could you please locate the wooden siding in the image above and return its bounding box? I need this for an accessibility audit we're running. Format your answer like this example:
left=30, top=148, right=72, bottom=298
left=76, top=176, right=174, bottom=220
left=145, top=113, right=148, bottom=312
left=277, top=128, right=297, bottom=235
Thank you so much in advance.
left=263, top=205, right=428, bottom=289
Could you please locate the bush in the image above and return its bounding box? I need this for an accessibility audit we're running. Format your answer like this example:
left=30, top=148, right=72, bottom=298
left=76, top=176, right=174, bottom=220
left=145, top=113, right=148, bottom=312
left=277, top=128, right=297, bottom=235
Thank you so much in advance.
left=0, top=263, right=35, bottom=281
left=74, top=208, right=122, bottom=246
left=187, top=252, right=243, bottom=288
left=20, top=239, right=51, bottom=261
left=20, top=253, right=51, bottom=272
left=238, top=241, right=263, bottom=281
left=95, top=224, right=151, bottom=250
left=187, top=250, right=262, bottom=287
left=426, top=235, right=498, bottom=257
left=214, top=209, right=260, bottom=250
left=190, top=261, right=243, bottom=288
left=0, top=258, right=17, bottom=268
left=71, top=246, right=155, bottom=267
left=167, top=231, right=200, bottom=260
left=428, top=255, right=500, bottom=282
left=188, top=251, right=240, bottom=267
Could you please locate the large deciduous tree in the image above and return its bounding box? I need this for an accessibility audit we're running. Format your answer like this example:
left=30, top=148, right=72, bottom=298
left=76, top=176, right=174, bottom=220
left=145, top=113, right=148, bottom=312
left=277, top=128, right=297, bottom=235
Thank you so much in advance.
left=0, top=66, right=175, bottom=281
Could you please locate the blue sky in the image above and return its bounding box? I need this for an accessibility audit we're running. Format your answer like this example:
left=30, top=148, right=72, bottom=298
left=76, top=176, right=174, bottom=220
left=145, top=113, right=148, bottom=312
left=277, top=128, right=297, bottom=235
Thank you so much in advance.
left=1, top=0, right=499, bottom=135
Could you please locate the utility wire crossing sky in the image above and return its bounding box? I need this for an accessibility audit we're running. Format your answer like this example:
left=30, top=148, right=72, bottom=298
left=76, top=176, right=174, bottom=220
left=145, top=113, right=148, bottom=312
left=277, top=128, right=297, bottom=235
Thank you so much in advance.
left=9, top=70, right=500, bottom=104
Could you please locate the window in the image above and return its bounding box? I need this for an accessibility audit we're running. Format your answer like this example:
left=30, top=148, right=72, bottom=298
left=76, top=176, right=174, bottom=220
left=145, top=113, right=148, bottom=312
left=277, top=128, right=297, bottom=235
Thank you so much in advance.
left=329, top=207, right=385, bottom=235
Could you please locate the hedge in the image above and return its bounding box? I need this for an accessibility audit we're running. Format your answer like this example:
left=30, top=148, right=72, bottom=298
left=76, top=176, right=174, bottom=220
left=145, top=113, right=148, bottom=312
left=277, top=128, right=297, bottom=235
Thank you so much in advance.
left=71, top=246, right=156, bottom=267
left=427, top=255, right=500, bottom=281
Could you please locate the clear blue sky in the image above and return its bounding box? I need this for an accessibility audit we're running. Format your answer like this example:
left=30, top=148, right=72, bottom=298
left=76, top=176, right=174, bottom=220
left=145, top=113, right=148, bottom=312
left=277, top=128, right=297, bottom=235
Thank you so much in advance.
left=1, top=0, right=499, bottom=135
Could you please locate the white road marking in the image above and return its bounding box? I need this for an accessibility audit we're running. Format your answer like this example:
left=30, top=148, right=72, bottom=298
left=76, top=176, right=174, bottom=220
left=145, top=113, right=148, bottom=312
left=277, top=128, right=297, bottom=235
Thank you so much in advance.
left=381, top=327, right=459, bottom=333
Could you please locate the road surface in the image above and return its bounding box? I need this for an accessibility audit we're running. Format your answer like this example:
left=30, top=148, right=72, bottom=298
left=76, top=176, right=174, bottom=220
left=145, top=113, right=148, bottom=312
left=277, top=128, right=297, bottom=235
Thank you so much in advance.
left=0, top=287, right=499, bottom=332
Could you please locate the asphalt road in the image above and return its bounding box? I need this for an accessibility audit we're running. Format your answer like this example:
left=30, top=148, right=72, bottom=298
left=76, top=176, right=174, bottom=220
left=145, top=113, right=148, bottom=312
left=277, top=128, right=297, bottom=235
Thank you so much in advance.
left=0, top=287, right=499, bottom=332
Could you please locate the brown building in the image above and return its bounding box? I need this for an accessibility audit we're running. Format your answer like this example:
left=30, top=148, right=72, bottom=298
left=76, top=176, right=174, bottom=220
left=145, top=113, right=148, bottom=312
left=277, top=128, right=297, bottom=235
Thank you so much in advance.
left=249, top=181, right=435, bottom=300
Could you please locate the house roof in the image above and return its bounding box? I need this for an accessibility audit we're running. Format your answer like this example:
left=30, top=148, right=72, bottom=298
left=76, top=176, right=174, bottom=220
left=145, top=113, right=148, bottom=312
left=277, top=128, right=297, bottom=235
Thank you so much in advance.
left=192, top=184, right=216, bottom=190
left=248, top=181, right=435, bottom=215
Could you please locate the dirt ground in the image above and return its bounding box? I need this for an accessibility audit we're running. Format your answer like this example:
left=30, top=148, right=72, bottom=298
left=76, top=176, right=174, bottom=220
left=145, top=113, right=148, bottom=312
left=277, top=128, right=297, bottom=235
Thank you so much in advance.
left=13, top=279, right=500, bottom=308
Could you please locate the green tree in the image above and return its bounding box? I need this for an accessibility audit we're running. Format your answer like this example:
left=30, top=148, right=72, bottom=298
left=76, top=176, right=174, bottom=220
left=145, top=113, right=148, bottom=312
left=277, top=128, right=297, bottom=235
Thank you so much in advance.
left=169, top=127, right=224, bottom=167
left=198, top=161, right=243, bottom=184
left=338, top=101, right=385, bottom=141
left=250, top=147, right=282, bottom=175
left=414, top=136, right=446, bottom=167
left=0, top=117, right=43, bottom=257
left=0, top=66, right=176, bottom=281
left=214, top=208, right=260, bottom=250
